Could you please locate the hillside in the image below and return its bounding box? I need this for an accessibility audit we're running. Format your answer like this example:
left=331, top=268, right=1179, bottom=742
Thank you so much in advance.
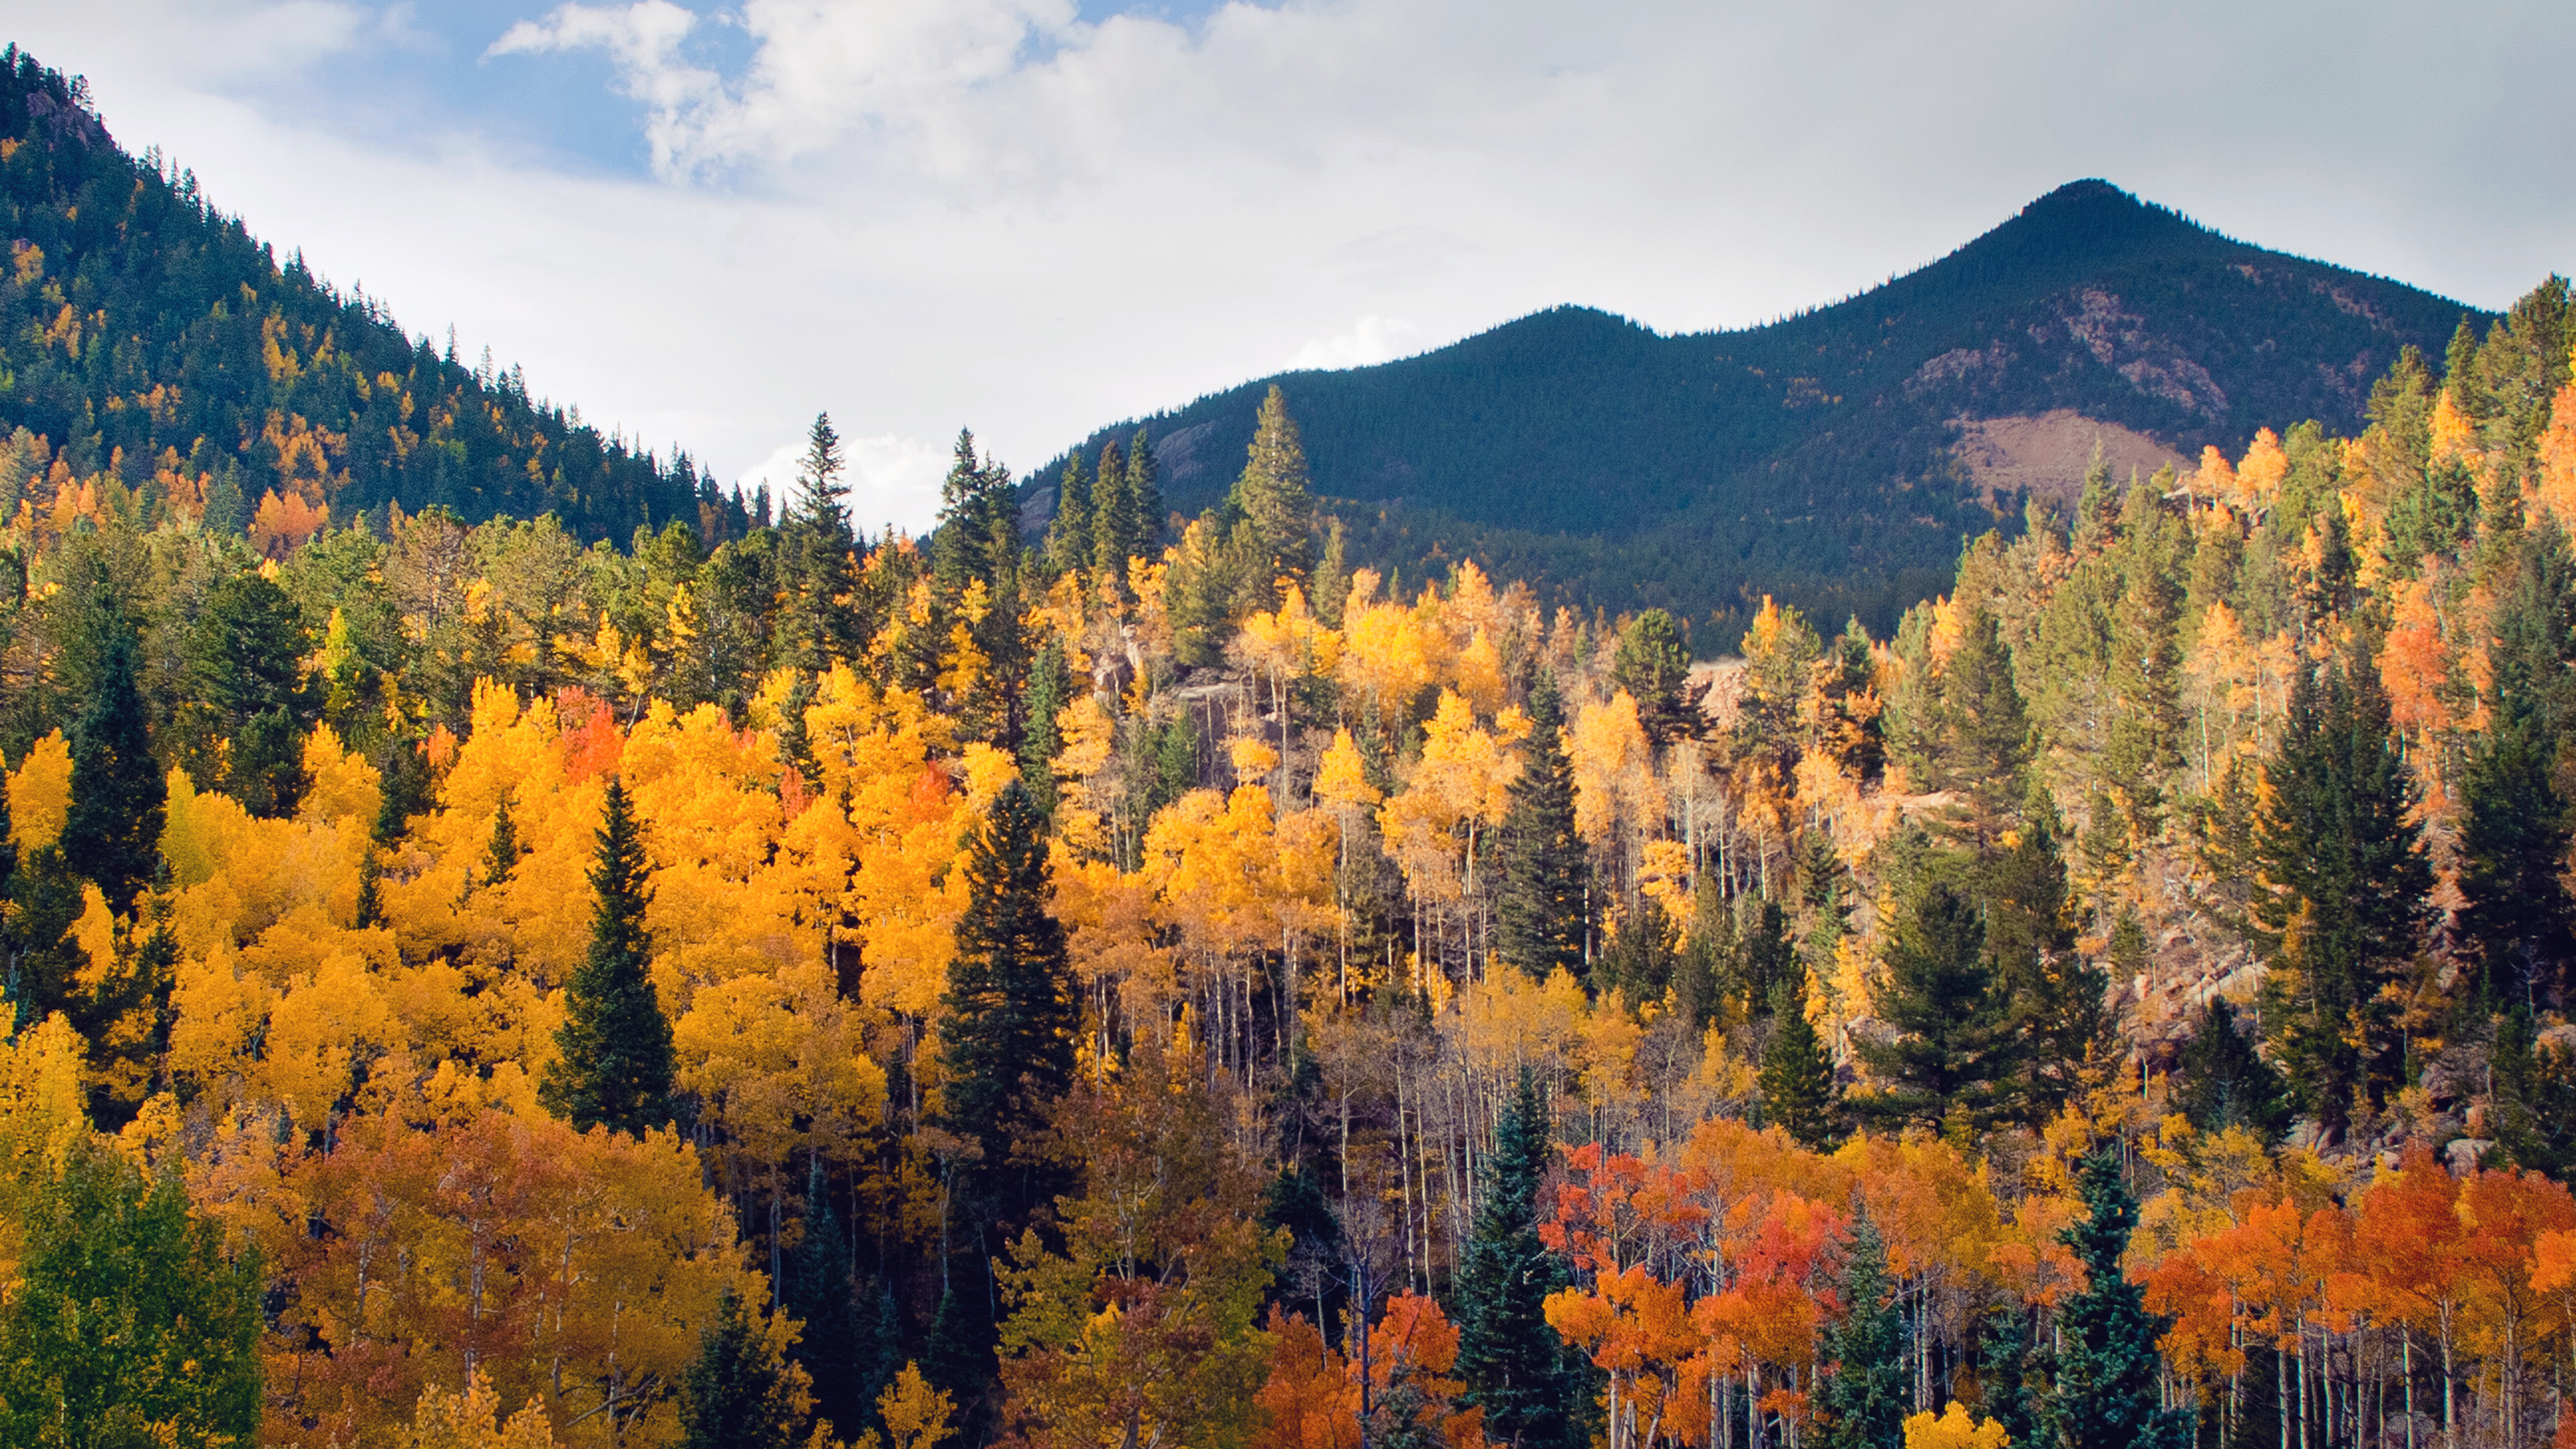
left=0, top=50, right=741, bottom=545
left=1049, top=180, right=2483, bottom=637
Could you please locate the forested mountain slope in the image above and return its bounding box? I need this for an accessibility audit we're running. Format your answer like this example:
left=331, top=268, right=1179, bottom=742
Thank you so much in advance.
left=0, top=50, right=742, bottom=548
left=1048, top=179, right=2480, bottom=635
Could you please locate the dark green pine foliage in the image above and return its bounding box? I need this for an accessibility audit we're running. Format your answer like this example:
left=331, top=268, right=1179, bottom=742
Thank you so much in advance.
left=484, top=793, right=521, bottom=888
left=1228, top=385, right=1317, bottom=599
left=0, top=1144, right=264, bottom=1449
left=186, top=572, right=316, bottom=815
left=1612, top=608, right=1709, bottom=749
left=786, top=1161, right=875, bottom=1441
left=2175, top=1000, right=2290, bottom=1142
left=1454, top=1071, right=1572, bottom=1449
left=1019, top=634, right=1075, bottom=816
left=1090, top=439, right=1142, bottom=595
left=2488, top=1007, right=2576, bottom=1177
left=1814, top=1210, right=1911, bottom=1449
left=540, top=777, right=676, bottom=1136
left=934, top=780, right=1079, bottom=1236
left=1927, top=604, right=2031, bottom=849
left=1050, top=449, right=1094, bottom=580
left=780, top=412, right=865, bottom=672
left=1736, top=893, right=1795, bottom=1021
left=1978, top=1307, right=2040, bottom=1449
left=1984, top=800, right=2107, bottom=1118
left=1854, top=879, right=2024, bottom=1134
left=678, top=1291, right=808, bottom=1449
left=2458, top=523, right=2576, bottom=1006
left=1497, top=674, right=1587, bottom=981
left=2254, top=662, right=2427, bottom=1130
left=1760, top=969, right=1843, bottom=1150
left=60, top=619, right=166, bottom=914
left=1126, top=429, right=1164, bottom=555
left=353, top=848, right=385, bottom=930
left=2042, top=1151, right=2194, bottom=1449
left=374, top=738, right=435, bottom=845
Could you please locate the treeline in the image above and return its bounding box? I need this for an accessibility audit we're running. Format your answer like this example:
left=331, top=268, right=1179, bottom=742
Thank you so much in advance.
left=3, top=262, right=2576, bottom=1449
left=0, top=49, right=737, bottom=554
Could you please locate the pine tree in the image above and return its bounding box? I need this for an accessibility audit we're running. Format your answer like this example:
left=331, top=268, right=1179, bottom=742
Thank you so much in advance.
left=2101, top=487, right=2184, bottom=837
left=2255, top=662, right=2426, bottom=1130
left=1090, top=441, right=1142, bottom=596
left=678, top=1291, right=809, bottom=1449
left=540, top=776, right=676, bottom=1136
left=780, top=411, right=863, bottom=670
left=484, top=792, right=520, bottom=888
left=2489, top=1007, right=2576, bottom=1177
left=1127, top=428, right=1163, bottom=555
left=1978, top=1307, right=2039, bottom=1449
left=2042, top=1151, right=2194, bottom=1449
left=1984, top=801, right=2106, bottom=1118
left=1815, top=1210, right=1910, bottom=1449
left=1228, top=385, right=1313, bottom=596
left=2175, top=999, right=2290, bottom=1141
left=1853, top=879, right=2023, bottom=1134
left=1926, top=603, right=2031, bottom=850
left=1612, top=608, right=1709, bottom=749
left=1496, top=674, right=1587, bottom=981
left=1760, top=969, right=1843, bottom=1150
left=934, top=780, right=1078, bottom=1235
left=1018, top=634, right=1074, bottom=816
left=2459, top=544, right=2576, bottom=1009
left=1455, top=1070, right=1571, bottom=1449
left=61, top=618, right=165, bottom=914
left=1050, top=450, right=1093, bottom=582
left=788, top=1160, right=870, bottom=1440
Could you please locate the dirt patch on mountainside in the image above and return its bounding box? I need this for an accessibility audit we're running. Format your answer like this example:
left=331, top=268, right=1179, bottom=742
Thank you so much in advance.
left=1949, top=411, right=2190, bottom=502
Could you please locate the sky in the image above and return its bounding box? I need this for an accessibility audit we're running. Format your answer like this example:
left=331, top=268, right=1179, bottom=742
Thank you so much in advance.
left=7, top=1, right=2575, bottom=531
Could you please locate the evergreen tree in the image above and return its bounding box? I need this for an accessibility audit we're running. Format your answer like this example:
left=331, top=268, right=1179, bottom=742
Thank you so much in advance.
left=1018, top=633, right=1074, bottom=816
left=1228, top=385, right=1314, bottom=596
left=60, top=619, right=165, bottom=914
left=934, top=780, right=1079, bottom=1236
left=1455, top=1070, right=1571, bottom=1449
left=2489, top=1007, right=2576, bottom=1177
left=1925, top=603, right=2030, bottom=849
left=1090, top=441, right=1142, bottom=596
left=787, top=1160, right=871, bottom=1440
left=2101, top=488, right=2184, bottom=836
left=539, top=776, right=676, bottom=1136
left=1736, top=893, right=1795, bottom=1020
left=484, top=792, right=521, bottom=888
left=1854, top=879, right=2024, bottom=1134
left=353, top=847, right=384, bottom=930
left=1127, top=428, right=1163, bottom=555
left=2042, top=1150, right=2194, bottom=1449
left=1984, top=801, right=2106, bottom=1118
left=1978, top=1307, right=2040, bottom=1449
left=186, top=571, right=315, bottom=812
left=1050, top=449, right=1093, bottom=581
left=0, top=1144, right=264, bottom=1449
left=678, top=1291, right=808, bottom=1449
left=1759, top=969, right=1843, bottom=1150
left=1496, top=674, right=1586, bottom=981
left=2174, top=999, right=2290, bottom=1141
left=1814, top=1210, right=1910, bottom=1449
left=2458, top=710, right=2575, bottom=1008
left=1612, top=608, right=1709, bottom=749
left=2255, top=662, right=2426, bottom=1130
left=780, top=411, right=863, bottom=669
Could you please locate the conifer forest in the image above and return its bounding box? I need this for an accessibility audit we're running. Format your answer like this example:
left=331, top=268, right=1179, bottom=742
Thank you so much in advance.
left=12, top=39, right=2576, bottom=1449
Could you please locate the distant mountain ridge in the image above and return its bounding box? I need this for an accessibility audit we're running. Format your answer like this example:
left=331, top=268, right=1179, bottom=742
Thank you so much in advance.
left=1049, top=180, right=2485, bottom=637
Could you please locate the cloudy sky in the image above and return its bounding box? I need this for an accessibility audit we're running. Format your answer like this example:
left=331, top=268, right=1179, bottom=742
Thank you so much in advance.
left=9, top=1, right=2574, bottom=529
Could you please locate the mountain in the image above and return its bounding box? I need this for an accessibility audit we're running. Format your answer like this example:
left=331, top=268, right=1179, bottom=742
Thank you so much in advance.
left=0, top=49, right=745, bottom=545
left=1048, top=180, right=2485, bottom=639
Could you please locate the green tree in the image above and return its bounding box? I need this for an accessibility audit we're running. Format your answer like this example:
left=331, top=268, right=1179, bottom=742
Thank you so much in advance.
left=1050, top=450, right=1094, bottom=582
left=1759, top=969, right=1843, bottom=1150
left=1091, top=441, right=1142, bottom=596
left=1454, top=1070, right=1571, bottom=1449
left=1814, top=1210, right=1909, bottom=1449
left=539, top=775, right=676, bottom=1136
left=1613, top=608, right=1708, bottom=749
left=184, top=570, right=315, bottom=812
left=1925, top=603, right=2030, bottom=849
left=678, top=1291, right=810, bottom=1449
left=1018, top=633, right=1075, bottom=816
left=2255, top=662, right=2426, bottom=1131
left=2488, top=1007, right=2576, bottom=1177
left=2174, top=1000, right=2289, bottom=1142
left=1496, top=674, right=1586, bottom=981
left=1984, top=802, right=2106, bottom=1118
left=483, top=790, right=521, bottom=888
left=60, top=619, right=164, bottom=914
left=934, top=780, right=1079, bottom=1238
left=2100, top=486, right=2184, bottom=837
left=2456, top=716, right=2573, bottom=1007
left=786, top=1161, right=877, bottom=1442
left=1853, top=879, right=2023, bottom=1134
left=779, top=411, right=865, bottom=671
left=1228, top=384, right=1313, bottom=598
left=0, top=1146, right=264, bottom=1449
left=2041, top=1151, right=2193, bottom=1449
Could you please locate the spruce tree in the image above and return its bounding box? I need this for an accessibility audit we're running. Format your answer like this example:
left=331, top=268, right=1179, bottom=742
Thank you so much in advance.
left=2457, top=713, right=2575, bottom=1007
left=1853, top=879, right=2023, bottom=1134
left=1018, top=635, right=1074, bottom=816
left=1455, top=1071, right=1570, bottom=1449
left=1497, top=674, right=1586, bottom=981
left=780, top=411, right=863, bottom=670
left=1090, top=443, right=1142, bottom=595
left=2255, top=662, right=2426, bottom=1130
left=2175, top=1000, right=2290, bottom=1142
left=2489, top=1007, right=2576, bottom=1177
left=61, top=619, right=165, bottom=914
left=787, top=1161, right=871, bottom=1440
left=934, top=780, right=1078, bottom=1236
left=678, top=1291, right=808, bottom=1449
left=1128, top=429, right=1164, bottom=553
left=1050, top=449, right=1093, bottom=581
left=539, top=776, right=676, bottom=1136
left=1815, top=1210, right=1910, bottom=1449
left=1925, top=604, right=2030, bottom=850
left=1612, top=608, right=1708, bottom=749
left=1984, top=802, right=2107, bottom=1118
left=1760, top=970, right=1843, bottom=1150
left=1228, top=385, right=1313, bottom=594
left=2042, top=1151, right=2194, bottom=1449
left=484, top=792, right=520, bottom=888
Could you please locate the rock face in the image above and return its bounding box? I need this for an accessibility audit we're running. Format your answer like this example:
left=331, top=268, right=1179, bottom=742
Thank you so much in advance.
left=1948, top=411, right=2192, bottom=502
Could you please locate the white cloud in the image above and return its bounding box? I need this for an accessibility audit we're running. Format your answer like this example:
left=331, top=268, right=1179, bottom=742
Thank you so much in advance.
left=18, top=0, right=2576, bottom=535
left=1289, top=315, right=1424, bottom=371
